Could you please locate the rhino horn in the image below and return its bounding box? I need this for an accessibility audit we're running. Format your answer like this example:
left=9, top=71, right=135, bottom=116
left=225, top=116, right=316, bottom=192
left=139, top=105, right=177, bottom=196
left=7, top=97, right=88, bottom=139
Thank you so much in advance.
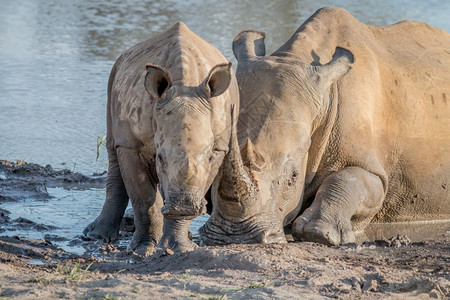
left=218, top=105, right=255, bottom=202
left=241, top=138, right=266, bottom=172
left=232, top=30, right=266, bottom=61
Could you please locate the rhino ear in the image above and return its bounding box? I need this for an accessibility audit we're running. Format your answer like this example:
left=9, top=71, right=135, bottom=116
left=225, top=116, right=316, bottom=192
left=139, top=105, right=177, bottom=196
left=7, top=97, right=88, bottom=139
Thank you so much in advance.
left=232, top=30, right=266, bottom=61
left=202, top=62, right=232, bottom=98
left=144, top=64, right=173, bottom=99
left=318, top=47, right=354, bottom=87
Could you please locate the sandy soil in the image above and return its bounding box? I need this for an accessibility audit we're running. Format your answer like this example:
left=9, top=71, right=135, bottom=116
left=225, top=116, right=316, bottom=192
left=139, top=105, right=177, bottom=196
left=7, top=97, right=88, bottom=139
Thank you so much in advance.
left=0, top=160, right=449, bottom=299
left=0, top=235, right=449, bottom=299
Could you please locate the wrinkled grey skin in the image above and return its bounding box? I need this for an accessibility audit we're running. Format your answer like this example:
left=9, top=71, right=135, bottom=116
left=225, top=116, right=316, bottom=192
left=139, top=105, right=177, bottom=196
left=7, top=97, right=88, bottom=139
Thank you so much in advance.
left=83, top=22, right=238, bottom=254
left=201, top=7, right=450, bottom=246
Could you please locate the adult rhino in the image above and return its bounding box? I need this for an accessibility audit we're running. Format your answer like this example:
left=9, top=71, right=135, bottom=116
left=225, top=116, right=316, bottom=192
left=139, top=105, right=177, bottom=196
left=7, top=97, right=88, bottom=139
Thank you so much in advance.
left=83, top=22, right=238, bottom=254
left=200, top=7, right=450, bottom=246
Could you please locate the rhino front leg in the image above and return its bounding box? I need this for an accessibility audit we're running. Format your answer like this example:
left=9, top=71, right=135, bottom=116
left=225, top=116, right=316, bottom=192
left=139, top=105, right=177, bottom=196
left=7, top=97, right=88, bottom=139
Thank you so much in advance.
left=292, top=167, right=385, bottom=246
left=156, top=191, right=215, bottom=252
left=83, top=147, right=129, bottom=242
left=117, top=147, right=163, bottom=257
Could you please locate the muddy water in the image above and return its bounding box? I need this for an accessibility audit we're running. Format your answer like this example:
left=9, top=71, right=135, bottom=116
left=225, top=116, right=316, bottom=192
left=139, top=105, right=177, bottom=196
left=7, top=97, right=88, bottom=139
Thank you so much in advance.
left=1, top=188, right=105, bottom=254
left=0, top=1, right=449, bottom=253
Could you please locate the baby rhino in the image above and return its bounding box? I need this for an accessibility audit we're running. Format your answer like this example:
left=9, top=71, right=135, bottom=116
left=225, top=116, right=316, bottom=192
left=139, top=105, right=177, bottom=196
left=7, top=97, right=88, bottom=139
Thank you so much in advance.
left=84, top=22, right=238, bottom=255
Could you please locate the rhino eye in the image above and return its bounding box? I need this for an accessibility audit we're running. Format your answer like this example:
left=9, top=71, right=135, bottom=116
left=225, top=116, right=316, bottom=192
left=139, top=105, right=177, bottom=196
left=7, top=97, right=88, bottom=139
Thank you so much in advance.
left=209, top=147, right=227, bottom=162
left=157, top=154, right=167, bottom=172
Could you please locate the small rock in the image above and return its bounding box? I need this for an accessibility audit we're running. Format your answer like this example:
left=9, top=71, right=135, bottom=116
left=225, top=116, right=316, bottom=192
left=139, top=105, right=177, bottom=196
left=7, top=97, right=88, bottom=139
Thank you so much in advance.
left=351, top=277, right=362, bottom=292
left=428, top=289, right=440, bottom=298
left=363, top=279, right=378, bottom=292
left=15, top=217, right=34, bottom=224
left=106, top=244, right=119, bottom=253
left=166, top=248, right=174, bottom=255
left=44, top=234, right=68, bottom=242
left=389, top=235, right=411, bottom=247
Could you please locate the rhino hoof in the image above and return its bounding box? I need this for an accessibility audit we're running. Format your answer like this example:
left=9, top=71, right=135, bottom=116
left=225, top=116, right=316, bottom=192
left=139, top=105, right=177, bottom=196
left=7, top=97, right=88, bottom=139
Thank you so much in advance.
left=258, top=228, right=287, bottom=244
left=127, top=243, right=157, bottom=257
left=157, top=237, right=198, bottom=253
left=127, top=236, right=158, bottom=257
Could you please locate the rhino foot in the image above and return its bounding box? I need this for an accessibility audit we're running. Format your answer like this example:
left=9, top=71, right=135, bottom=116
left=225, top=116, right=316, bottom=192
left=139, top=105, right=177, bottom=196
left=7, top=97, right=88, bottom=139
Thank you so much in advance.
left=157, top=234, right=198, bottom=253
left=127, top=231, right=159, bottom=257
left=200, top=214, right=286, bottom=245
left=292, top=216, right=355, bottom=246
left=83, top=217, right=120, bottom=243
left=156, top=218, right=197, bottom=253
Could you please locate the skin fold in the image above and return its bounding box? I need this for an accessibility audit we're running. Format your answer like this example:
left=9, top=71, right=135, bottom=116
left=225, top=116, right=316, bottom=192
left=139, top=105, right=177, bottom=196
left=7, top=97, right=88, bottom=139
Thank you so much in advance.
left=201, top=7, right=450, bottom=246
left=83, top=22, right=239, bottom=254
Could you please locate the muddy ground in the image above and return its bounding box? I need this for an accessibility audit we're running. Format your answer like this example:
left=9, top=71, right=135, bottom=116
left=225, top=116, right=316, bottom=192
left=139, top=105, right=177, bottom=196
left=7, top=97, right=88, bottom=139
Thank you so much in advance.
left=0, top=160, right=449, bottom=299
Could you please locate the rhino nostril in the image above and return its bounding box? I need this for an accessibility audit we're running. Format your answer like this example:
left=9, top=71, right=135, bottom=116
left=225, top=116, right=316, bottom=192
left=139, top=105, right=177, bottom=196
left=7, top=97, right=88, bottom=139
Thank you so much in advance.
left=161, top=193, right=207, bottom=219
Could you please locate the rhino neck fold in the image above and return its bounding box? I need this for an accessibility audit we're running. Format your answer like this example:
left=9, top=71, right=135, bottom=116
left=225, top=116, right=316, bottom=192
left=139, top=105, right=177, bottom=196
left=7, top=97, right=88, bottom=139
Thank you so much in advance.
left=303, top=82, right=340, bottom=199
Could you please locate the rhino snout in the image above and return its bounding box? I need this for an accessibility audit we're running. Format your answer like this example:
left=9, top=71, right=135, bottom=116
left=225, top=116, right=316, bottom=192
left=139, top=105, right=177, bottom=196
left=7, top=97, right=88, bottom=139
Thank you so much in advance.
left=161, top=191, right=207, bottom=220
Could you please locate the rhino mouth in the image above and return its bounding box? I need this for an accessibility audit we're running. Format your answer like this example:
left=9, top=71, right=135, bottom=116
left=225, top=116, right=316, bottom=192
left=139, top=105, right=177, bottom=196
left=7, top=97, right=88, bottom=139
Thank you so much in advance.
left=200, top=214, right=287, bottom=245
left=161, top=192, right=207, bottom=220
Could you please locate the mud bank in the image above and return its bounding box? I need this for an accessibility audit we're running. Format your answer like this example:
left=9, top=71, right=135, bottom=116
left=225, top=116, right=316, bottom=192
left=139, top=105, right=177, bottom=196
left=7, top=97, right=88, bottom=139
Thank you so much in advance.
left=0, top=160, right=449, bottom=299
left=0, top=160, right=106, bottom=201
left=0, top=235, right=448, bottom=299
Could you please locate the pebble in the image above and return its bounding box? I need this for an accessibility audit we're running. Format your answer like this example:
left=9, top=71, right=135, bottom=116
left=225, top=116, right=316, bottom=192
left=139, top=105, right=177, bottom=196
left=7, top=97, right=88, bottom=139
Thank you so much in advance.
left=363, top=279, right=378, bottom=292
left=351, top=277, right=362, bottom=292
left=428, top=289, right=440, bottom=298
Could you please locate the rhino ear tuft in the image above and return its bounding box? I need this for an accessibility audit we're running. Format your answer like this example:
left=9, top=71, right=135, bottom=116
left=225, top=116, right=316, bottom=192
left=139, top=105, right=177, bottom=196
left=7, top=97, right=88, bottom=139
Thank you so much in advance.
left=319, top=47, right=354, bottom=87
left=232, top=30, right=266, bottom=61
left=202, top=62, right=232, bottom=98
left=144, top=64, right=173, bottom=99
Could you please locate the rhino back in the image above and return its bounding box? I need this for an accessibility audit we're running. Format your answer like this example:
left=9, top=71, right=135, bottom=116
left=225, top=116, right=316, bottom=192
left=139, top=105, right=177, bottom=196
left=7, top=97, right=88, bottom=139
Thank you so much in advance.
left=108, top=22, right=227, bottom=151
left=276, top=7, right=450, bottom=221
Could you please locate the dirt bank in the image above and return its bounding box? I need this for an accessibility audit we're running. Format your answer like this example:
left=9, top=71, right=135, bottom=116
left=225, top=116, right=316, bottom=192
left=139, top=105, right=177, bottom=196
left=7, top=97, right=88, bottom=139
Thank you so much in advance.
left=0, top=235, right=448, bottom=299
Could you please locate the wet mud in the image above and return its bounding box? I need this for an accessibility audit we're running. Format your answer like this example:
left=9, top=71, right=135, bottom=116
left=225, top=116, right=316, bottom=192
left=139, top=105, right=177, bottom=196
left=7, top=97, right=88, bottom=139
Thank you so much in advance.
left=0, top=160, right=106, bottom=202
left=0, top=159, right=111, bottom=252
